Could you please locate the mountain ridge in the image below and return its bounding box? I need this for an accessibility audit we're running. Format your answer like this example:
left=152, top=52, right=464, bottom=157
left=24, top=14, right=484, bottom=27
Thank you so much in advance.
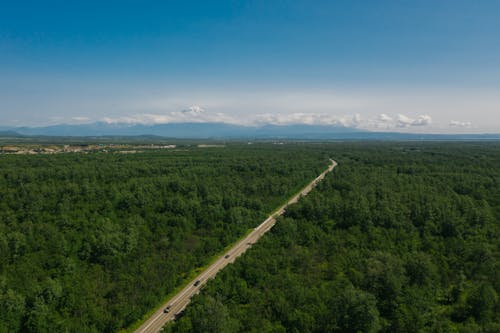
left=1, top=122, right=499, bottom=140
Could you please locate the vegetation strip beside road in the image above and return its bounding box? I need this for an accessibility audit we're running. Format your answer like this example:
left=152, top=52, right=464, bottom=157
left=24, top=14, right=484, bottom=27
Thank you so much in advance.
left=123, top=227, right=256, bottom=333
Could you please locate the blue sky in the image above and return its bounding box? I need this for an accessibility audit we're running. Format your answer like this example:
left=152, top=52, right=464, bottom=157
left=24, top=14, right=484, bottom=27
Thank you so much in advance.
left=1, top=0, right=499, bottom=132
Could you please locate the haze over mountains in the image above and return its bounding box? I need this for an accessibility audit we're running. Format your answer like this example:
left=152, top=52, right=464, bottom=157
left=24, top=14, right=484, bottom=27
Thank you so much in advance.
left=1, top=122, right=499, bottom=140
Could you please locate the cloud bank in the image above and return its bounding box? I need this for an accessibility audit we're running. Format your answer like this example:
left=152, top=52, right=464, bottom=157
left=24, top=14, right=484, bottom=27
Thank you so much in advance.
left=100, top=106, right=439, bottom=132
left=102, top=105, right=237, bottom=125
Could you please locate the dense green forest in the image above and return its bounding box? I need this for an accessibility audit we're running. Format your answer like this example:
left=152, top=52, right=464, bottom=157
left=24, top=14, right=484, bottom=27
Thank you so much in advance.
left=0, top=145, right=328, bottom=332
left=166, top=143, right=500, bottom=333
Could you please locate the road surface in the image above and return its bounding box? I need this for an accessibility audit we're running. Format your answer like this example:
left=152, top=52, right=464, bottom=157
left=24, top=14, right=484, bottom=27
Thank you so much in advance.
left=135, top=159, right=337, bottom=333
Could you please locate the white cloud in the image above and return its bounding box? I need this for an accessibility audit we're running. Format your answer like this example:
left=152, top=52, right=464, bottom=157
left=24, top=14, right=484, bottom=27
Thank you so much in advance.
left=102, top=114, right=173, bottom=125
left=100, top=108, right=437, bottom=133
left=378, top=113, right=393, bottom=122
left=346, top=113, right=363, bottom=127
left=101, top=106, right=237, bottom=125
left=181, top=105, right=204, bottom=114
left=357, top=113, right=433, bottom=130
left=253, top=113, right=362, bottom=127
left=103, top=110, right=366, bottom=128
left=450, top=120, right=472, bottom=128
left=85, top=87, right=498, bottom=133
left=412, top=115, right=432, bottom=126
left=396, top=114, right=432, bottom=127
left=71, top=116, right=91, bottom=122
left=396, top=114, right=414, bottom=127
left=255, top=113, right=320, bottom=125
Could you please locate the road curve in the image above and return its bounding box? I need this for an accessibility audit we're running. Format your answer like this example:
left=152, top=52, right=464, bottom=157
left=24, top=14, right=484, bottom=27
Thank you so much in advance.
left=134, top=159, right=337, bottom=333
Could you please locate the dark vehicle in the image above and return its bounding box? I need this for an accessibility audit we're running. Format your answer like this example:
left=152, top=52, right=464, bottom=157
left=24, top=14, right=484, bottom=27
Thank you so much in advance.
left=224, top=254, right=230, bottom=259
left=163, top=306, right=171, bottom=313
left=194, top=280, right=201, bottom=287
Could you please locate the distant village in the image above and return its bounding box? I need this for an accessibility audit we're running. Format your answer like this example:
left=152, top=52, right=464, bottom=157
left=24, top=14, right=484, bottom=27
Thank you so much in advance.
left=0, top=144, right=177, bottom=155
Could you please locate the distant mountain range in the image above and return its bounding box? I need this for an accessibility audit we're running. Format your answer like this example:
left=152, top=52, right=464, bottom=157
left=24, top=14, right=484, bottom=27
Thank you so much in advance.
left=1, top=122, right=499, bottom=140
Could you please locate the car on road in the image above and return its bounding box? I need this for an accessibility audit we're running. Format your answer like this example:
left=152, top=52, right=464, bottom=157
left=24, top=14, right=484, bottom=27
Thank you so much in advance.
left=194, top=280, right=201, bottom=286
left=224, top=254, right=230, bottom=259
left=163, top=306, right=171, bottom=313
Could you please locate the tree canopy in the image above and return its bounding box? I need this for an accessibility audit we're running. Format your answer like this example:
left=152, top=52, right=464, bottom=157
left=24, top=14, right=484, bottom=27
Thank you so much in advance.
left=0, top=145, right=328, bottom=332
left=167, top=142, right=500, bottom=333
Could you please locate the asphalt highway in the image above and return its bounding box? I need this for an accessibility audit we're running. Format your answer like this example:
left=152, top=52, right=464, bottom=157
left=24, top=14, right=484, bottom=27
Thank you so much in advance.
left=134, top=159, right=337, bottom=333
